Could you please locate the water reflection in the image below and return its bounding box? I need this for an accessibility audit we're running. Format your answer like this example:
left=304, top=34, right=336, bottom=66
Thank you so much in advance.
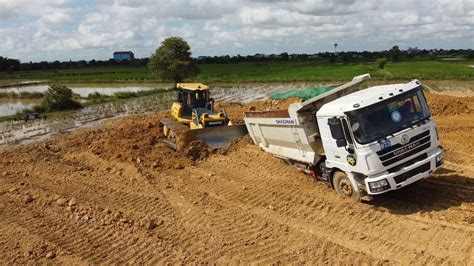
left=3, top=84, right=159, bottom=97
left=0, top=99, right=41, bottom=116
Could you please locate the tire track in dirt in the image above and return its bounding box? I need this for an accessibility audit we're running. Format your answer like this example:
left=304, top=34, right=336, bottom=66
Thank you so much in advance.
left=160, top=178, right=378, bottom=264
left=0, top=163, right=215, bottom=264
left=0, top=179, right=206, bottom=264
left=191, top=145, right=473, bottom=264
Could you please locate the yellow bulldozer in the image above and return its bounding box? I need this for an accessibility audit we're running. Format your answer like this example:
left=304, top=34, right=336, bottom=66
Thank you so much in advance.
left=160, top=83, right=247, bottom=151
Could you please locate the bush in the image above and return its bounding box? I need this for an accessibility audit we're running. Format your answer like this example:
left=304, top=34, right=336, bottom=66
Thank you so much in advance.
left=114, top=91, right=136, bottom=99
left=40, top=84, right=81, bottom=112
left=86, top=91, right=105, bottom=100
left=32, top=105, right=46, bottom=113
left=377, top=58, right=387, bottom=69
left=381, top=70, right=394, bottom=80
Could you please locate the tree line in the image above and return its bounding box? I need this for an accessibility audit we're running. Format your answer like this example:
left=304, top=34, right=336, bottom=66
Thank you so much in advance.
left=0, top=57, right=149, bottom=72
left=197, top=47, right=473, bottom=64
left=1, top=47, right=473, bottom=72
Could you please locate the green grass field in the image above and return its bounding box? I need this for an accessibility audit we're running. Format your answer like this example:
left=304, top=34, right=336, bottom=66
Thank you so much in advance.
left=0, top=60, right=473, bottom=84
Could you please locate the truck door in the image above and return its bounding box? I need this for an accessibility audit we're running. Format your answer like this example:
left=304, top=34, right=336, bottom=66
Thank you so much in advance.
left=327, top=117, right=356, bottom=170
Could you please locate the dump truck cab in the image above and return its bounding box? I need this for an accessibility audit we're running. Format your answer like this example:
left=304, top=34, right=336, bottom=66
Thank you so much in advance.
left=171, top=83, right=227, bottom=129
left=316, top=80, right=443, bottom=196
left=244, top=74, right=443, bottom=201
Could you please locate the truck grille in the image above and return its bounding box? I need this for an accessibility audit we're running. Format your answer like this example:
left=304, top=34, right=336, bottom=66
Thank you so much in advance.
left=377, top=130, right=430, bottom=167
left=393, top=162, right=431, bottom=184
left=387, top=153, right=428, bottom=173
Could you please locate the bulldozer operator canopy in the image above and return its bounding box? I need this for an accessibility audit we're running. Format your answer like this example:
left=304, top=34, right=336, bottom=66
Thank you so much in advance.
left=176, top=83, right=209, bottom=91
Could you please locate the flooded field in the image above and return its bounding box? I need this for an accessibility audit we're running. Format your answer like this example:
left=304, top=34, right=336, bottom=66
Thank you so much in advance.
left=0, top=99, right=41, bottom=116
left=0, top=83, right=313, bottom=146
left=0, top=84, right=169, bottom=116
left=1, top=83, right=165, bottom=97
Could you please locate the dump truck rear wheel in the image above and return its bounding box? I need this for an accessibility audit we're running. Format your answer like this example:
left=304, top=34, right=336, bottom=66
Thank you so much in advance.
left=333, top=171, right=361, bottom=201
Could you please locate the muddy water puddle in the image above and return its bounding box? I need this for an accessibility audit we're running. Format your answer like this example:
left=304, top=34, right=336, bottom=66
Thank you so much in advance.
left=0, top=84, right=313, bottom=147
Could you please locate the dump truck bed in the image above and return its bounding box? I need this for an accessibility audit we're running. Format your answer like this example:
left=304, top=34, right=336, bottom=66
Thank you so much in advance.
left=243, top=74, right=370, bottom=165
left=244, top=108, right=324, bottom=164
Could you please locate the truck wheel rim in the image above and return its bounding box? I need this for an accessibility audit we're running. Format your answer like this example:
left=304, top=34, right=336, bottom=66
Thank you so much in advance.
left=339, top=179, right=353, bottom=196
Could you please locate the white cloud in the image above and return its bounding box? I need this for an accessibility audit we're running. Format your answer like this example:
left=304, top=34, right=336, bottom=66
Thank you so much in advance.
left=0, top=0, right=472, bottom=61
left=39, top=11, right=73, bottom=25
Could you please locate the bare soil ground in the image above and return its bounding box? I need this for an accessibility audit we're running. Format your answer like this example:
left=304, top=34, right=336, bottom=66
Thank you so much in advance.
left=0, top=93, right=473, bottom=264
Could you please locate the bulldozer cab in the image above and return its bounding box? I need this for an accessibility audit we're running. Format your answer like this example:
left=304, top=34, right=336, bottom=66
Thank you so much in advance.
left=177, top=83, right=213, bottom=118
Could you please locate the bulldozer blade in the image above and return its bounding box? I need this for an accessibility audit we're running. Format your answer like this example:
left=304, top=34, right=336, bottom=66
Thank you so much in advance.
left=175, top=124, right=248, bottom=151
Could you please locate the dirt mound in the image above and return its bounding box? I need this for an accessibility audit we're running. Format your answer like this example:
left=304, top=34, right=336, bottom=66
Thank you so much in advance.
left=426, top=93, right=472, bottom=116
left=219, top=134, right=253, bottom=155
left=184, top=140, right=212, bottom=161
left=0, top=94, right=473, bottom=264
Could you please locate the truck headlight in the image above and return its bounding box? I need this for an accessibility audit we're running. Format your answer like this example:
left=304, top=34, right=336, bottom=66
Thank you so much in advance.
left=436, top=152, right=443, bottom=167
left=368, top=179, right=390, bottom=193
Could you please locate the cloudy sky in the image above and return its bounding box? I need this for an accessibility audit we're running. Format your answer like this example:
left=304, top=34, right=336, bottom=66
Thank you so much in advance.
left=1, top=0, right=473, bottom=62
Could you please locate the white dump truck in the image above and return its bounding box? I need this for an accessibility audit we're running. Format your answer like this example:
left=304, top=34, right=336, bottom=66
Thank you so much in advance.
left=244, top=74, right=443, bottom=201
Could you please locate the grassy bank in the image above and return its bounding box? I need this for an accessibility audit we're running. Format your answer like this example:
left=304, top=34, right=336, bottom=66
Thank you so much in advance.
left=0, top=60, right=473, bottom=84
left=83, top=88, right=170, bottom=104
left=0, top=91, right=44, bottom=99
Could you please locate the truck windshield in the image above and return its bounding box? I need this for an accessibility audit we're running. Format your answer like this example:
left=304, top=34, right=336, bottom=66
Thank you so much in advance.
left=346, top=87, right=431, bottom=144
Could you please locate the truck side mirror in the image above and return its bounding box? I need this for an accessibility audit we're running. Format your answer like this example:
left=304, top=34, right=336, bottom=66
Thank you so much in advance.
left=328, top=117, right=348, bottom=148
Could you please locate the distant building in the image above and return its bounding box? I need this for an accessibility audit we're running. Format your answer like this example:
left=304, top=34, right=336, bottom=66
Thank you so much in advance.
left=113, top=51, right=134, bottom=61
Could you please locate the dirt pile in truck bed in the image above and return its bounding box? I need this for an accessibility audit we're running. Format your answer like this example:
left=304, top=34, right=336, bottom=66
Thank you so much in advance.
left=0, top=94, right=473, bottom=264
left=216, top=97, right=301, bottom=124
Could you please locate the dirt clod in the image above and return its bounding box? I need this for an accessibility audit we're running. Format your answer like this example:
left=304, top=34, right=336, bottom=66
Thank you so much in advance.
left=68, top=198, right=77, bottom=207
left=184, top=140, right=211, bottom=161
left=23, top=194, right=34, bottom=204
left=56, top=198, right=68, bottom=206
left=141, top=218, right=156, bottom=230
left=45, top=251, right=56, bottom=259
left=114, top=212, right=123, bottom=220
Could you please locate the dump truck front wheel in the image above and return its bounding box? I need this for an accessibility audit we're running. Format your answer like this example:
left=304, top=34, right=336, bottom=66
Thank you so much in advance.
left=333, top=171, right=361, bottom=201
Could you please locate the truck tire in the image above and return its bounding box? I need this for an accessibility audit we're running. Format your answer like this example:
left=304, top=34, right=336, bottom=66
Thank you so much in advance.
left=333, top=171, right=361, bottom=202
